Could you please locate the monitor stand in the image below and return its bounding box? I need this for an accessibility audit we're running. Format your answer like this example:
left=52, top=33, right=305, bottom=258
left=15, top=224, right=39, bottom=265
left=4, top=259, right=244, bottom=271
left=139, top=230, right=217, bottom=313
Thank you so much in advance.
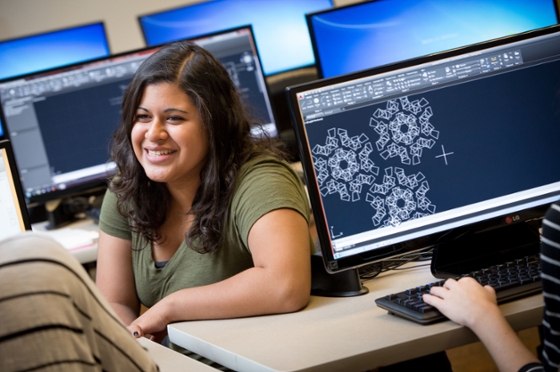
left=311, top=253, right=369, bottom=297
left=43, top=187, right=106, bottom=229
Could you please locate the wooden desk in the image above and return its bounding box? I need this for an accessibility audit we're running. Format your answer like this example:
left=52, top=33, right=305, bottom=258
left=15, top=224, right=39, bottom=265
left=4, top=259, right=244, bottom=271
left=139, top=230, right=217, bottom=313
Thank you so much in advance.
left=168, top=264, right=544, bottom=372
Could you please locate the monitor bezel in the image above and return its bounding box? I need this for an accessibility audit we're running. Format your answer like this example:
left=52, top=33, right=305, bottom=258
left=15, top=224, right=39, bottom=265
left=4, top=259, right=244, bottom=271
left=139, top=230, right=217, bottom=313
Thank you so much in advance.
left=287, top=24, right=560, bottom=273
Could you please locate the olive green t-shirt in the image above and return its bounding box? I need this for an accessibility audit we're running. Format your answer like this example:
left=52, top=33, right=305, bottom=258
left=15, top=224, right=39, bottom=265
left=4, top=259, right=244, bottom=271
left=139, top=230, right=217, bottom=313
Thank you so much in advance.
left=99, top=156, right=312, bottom=308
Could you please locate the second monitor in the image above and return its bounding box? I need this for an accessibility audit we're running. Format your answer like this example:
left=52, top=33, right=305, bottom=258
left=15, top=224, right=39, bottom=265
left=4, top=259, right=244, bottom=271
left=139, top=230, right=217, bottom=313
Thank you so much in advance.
left=0, top=25, right=276, bottom=207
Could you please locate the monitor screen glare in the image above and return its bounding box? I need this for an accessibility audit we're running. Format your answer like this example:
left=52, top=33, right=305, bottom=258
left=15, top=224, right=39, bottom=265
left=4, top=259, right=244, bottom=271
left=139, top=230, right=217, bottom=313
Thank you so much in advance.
left=139, top=0, right=333, bottom=76
left=308, top=0, right=559, bottom=78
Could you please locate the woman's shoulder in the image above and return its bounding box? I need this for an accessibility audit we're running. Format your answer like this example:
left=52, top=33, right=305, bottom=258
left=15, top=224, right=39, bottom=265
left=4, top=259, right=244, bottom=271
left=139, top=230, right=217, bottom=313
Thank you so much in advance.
left=98, top=187, right=132, bottom=240
left=232, top=154, right=308, bottom=209
left=239, top=155, right=298, bottom=178
left=242, top=154, right=284, bottom=167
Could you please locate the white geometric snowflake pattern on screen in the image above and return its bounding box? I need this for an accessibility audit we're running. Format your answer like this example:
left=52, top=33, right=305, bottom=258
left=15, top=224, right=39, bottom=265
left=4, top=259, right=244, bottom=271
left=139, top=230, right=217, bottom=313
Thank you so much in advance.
left=311, top=95, right=439, bottom=232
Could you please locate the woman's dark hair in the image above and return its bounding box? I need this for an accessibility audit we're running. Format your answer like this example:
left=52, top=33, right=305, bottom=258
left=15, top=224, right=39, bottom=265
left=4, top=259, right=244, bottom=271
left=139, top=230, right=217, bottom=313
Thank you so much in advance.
left=110, top=41, right=285, bottom=253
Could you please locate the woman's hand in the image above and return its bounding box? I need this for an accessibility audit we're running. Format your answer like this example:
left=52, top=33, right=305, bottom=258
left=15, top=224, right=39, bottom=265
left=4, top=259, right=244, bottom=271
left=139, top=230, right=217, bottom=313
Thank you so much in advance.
left=128, top=302, right=172, bottom=343
left=422, top=277, right=499, bottom=329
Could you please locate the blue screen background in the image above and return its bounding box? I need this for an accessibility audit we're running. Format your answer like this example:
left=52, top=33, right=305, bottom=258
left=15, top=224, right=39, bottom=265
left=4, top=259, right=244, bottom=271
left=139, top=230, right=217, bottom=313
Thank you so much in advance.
left=0, top=23, right=110, bottom=82
left=139, top=0, right=333, bottom=76
left=310, top=0, right=558, bottom=78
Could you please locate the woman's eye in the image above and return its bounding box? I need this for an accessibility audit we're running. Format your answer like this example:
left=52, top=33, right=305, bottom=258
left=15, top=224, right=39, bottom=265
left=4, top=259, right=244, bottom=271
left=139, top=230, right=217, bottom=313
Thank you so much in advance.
left=168, top=116, right=184, bottom=122
left=135, top=114, right=150, bottom=121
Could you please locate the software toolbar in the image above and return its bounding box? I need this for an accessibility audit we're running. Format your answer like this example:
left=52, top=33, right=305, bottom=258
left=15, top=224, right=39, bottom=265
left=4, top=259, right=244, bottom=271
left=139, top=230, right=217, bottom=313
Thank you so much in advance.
left=298, top=49, right=523, bottom=119
left=0, top=55, right=148, bottom=103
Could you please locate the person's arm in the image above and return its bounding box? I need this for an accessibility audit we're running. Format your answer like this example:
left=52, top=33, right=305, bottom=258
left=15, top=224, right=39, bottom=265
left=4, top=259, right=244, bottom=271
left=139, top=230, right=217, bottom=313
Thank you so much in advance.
left=96, top=231, right=140, bottom=326
left=128, top=208, right=311, bottom=339
left=423, top=277, right=540, bottom=372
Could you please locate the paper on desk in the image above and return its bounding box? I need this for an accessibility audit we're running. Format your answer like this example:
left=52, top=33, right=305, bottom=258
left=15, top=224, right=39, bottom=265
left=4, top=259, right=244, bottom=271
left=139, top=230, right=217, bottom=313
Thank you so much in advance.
left=45, top=228, right=99, bottom=250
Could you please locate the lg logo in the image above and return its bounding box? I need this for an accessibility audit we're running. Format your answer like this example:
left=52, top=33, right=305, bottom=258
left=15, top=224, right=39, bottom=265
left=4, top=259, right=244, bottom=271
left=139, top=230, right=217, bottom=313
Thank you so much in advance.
left=505, top=215, right=521, bottom=224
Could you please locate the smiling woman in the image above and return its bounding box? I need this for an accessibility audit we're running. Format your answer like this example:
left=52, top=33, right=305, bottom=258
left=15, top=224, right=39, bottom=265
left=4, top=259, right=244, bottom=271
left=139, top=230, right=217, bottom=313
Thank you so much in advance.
left=95, top=41, right=313, bottom=366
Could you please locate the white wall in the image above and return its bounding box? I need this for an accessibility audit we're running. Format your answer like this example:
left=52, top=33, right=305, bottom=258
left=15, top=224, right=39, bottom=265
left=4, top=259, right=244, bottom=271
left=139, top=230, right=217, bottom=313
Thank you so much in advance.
left=0, top=0, right=360, bottom=54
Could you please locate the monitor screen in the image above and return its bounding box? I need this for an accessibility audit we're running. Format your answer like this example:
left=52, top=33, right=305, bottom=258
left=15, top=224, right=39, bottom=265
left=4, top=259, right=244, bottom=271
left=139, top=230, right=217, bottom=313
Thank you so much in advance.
left=308, top=0, right=559, bottom=79
left=287, top=25, right=560, bottom=273
left=0, top=22, right=111, bottom=138
left=138, top=0, right=333, bottom=76
left=0, top=26, right=276, bottom=204
left=0, top=22, right=110, bottom=82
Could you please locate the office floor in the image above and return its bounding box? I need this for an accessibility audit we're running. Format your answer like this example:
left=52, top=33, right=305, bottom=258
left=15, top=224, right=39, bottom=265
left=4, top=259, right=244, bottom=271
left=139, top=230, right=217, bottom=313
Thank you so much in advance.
left=446, top=326, right=541, bottom=371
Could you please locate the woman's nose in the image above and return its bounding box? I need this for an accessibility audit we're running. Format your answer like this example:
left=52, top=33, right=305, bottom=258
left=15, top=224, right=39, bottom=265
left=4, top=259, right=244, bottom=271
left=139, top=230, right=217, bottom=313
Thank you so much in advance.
left=145, top=119, right=168, bottom=141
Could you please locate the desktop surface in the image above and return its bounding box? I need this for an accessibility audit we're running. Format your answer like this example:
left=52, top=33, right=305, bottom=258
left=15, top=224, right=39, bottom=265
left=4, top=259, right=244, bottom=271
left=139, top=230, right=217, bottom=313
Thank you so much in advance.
left=32, top=218, right=99, bottom=264
left=168, top=263, right=543, bottom=372
left=137, top=337, right=218, bottom=372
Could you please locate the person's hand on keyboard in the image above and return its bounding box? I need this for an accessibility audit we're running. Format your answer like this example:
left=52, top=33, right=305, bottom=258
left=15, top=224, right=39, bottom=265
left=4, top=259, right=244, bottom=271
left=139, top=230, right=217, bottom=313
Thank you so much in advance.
left=422, top=277, right=541, bottom=372
left=422, top=277, right=498, bottom=328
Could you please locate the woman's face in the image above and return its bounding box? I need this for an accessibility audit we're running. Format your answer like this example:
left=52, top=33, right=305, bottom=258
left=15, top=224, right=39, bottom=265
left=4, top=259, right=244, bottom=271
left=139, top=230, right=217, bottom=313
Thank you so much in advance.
left=131, top=82, right=209, bottom=188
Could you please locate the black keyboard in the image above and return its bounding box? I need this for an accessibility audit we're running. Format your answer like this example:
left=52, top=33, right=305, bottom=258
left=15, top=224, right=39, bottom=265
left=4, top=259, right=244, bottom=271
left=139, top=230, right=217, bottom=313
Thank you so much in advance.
left=375, top=255, right=542, bottom=325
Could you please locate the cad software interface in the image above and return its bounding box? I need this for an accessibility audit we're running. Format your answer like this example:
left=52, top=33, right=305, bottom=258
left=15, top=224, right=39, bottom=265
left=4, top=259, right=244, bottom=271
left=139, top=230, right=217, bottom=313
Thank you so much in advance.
left=0, top=28, right=275, bottom=199
left=295, top=32, right=560, bottom=259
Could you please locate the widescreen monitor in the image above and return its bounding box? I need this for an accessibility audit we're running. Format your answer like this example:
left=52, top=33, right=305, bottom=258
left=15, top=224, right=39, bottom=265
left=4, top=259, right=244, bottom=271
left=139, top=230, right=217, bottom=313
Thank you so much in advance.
left=0, top=25, right=276, bottom=204
left=287, top=25, right=560, bottom=275
left=138, top=0, right=333, bottom=76
left=307, top=0, right=559, bottom=78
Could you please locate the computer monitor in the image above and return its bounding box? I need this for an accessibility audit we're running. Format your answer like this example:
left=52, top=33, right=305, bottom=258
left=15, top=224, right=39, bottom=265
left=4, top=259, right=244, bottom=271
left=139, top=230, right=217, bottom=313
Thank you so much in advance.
left=0, top=22, right=110, bottom=82
left=286, top=26, right=560, bottom=283
left=0, top=25, right=276, bottom=206
left=138, top=0, right=333, bottom=76
left=0, top=22, right=111, bottom=138
left=307, top=0, right=559, bottom=79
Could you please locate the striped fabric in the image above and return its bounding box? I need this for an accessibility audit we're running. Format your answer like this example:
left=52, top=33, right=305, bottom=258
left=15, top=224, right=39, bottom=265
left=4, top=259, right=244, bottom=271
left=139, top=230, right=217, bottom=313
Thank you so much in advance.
left=0, top=233, right=159, bottom=372
left=540, top=202, right=560, bottom=372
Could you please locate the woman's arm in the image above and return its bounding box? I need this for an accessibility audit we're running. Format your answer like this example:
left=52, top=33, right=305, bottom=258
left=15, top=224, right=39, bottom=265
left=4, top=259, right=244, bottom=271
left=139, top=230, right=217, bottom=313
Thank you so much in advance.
left=96, top=231, right=140, bottom=326
left=423, top=277, right=540, bottom=372
left=129, top=208, right=311, bottom=339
